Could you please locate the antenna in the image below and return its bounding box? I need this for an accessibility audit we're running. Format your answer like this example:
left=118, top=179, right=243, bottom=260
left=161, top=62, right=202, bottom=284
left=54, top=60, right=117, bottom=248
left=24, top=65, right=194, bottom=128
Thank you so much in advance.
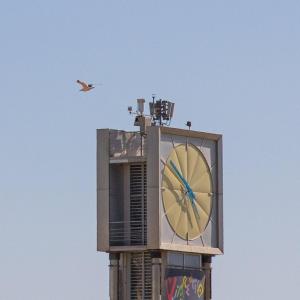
left=149, top=99, right=175, bottom=126
left=128, top=96, right=175, bottom=132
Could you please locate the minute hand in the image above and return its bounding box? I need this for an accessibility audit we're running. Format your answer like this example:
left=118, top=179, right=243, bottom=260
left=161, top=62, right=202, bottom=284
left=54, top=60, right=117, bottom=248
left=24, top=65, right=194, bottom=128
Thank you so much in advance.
left=169, top=160, right=195, bottom=201
left=169, top=160, right=201, bottom=221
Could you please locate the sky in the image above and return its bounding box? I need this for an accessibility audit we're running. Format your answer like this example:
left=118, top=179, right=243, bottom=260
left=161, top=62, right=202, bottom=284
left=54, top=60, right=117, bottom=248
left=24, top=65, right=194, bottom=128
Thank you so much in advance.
left=0, top=0, right=299, bottom=299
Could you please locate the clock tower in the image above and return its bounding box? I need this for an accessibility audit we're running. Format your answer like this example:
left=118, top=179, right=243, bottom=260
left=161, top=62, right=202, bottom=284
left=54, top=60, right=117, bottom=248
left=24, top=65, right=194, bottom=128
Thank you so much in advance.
left=97, top=98, right=223, bottom=300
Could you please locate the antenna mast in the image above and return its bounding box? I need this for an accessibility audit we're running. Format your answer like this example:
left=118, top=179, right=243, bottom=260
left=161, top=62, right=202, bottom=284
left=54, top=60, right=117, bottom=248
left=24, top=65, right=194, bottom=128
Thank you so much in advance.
left=128, top=96, right=175, bottom=132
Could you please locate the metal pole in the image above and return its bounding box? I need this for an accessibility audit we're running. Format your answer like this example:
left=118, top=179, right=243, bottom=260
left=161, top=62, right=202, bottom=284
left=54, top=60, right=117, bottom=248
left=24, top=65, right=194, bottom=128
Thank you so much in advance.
left=202, top=255, right=212, bottom=300
left=159, top=99, right=162, bottom=126
left=109, top=253, right=120, bottom=300
left=151, top=251, right=161, bottom=300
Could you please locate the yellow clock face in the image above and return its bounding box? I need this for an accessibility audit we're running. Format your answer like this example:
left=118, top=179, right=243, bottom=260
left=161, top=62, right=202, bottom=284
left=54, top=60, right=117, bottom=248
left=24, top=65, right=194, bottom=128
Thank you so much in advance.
left=162, top=143, right=213, bottom=240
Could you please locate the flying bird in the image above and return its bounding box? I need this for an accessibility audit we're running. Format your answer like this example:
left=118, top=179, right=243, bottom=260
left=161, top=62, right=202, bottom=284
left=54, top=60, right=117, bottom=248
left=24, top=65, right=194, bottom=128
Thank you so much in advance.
left=76, top=80, right=95, bottom=92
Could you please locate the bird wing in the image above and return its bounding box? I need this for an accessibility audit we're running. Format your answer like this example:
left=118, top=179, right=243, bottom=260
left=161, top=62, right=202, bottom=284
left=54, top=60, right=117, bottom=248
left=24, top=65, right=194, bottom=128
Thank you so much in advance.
left=76, top=80, right=89, bottom=89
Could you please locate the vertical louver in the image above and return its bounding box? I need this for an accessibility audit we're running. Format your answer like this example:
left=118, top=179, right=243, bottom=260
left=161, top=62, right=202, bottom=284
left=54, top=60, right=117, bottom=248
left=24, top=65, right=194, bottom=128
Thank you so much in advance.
left=130, top=252, right=152, bottom=300
left=109, top=162, right=147, bottom=246
left=130, top=163, right=147, bottom=245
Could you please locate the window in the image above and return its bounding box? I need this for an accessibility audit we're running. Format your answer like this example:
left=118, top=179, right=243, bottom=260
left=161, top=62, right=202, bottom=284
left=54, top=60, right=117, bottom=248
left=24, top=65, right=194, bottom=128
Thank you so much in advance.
left=167, top=252, right=201, bottom=269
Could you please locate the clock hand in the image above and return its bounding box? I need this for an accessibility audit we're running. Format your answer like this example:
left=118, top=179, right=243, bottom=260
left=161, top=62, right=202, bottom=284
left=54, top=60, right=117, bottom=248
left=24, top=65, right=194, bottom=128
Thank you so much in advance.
left=169, top=160, right=195, bottom=201
left=169, top=160, right=201, bottom=221
left=190, top=196, right=201, bottom=220
left=164, top=160, right=187, bottom=191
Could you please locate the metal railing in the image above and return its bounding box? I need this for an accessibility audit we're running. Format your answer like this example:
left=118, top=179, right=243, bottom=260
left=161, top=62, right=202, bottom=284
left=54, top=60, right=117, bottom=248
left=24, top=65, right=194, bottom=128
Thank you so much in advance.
left=109, top=220, right=147, bottom=246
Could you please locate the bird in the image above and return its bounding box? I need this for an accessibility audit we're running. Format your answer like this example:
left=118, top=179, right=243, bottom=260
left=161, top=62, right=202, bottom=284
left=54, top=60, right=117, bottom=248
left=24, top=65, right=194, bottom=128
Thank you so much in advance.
left=76, top=80, right=95, bottom=92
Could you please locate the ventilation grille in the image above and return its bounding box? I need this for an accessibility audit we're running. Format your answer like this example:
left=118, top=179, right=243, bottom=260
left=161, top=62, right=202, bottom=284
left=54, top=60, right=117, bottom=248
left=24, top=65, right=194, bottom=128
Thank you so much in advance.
left=130, top=252, right=152, bottom=300
left=109, top=163, right=147, bottom=246
left=130, top=163, right=147, bottom=245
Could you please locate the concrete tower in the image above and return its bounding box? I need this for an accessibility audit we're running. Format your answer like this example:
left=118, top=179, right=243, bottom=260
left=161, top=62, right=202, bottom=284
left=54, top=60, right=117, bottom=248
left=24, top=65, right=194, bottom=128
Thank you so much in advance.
left=97, top=98, right=223, bottom=300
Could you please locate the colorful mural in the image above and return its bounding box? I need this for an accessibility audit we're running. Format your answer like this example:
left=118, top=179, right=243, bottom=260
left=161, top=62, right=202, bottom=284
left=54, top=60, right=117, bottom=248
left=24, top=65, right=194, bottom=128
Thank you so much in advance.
left=163, top=269, right=205, bottom=300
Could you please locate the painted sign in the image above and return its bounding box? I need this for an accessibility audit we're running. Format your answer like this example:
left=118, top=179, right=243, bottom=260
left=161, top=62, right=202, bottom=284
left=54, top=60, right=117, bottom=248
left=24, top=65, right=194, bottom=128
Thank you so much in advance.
left=163, top=268, right=205, bottom=300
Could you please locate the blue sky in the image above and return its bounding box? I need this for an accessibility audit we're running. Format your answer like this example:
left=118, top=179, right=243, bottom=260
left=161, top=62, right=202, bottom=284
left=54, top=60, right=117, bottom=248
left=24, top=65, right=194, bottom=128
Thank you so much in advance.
left=0, top=1, right=299, bottom=299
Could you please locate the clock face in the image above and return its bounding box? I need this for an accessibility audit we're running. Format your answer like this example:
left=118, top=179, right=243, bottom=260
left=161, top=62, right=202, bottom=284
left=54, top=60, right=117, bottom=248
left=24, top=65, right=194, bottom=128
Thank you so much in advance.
left=161, top=143, right=213, bottom=240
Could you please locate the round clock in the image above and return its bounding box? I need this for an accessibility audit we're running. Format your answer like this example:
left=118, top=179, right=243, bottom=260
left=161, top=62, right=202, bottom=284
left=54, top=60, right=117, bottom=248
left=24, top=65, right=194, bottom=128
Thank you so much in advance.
left=162, top=143, right=213, bottom=240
